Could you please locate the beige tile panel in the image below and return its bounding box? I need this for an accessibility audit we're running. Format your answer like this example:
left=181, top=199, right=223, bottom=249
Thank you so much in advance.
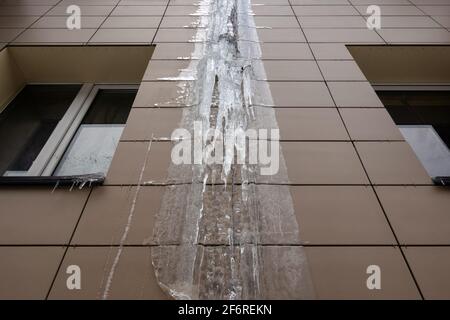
left=304, top=28, right=384, bottom=43
left=256, top=28, right=306, bottom=42
left=0, top=0, right=59, bottom=4
left=298, top=16, right=367, bottom=28
left=410, top=0, right=450, bottom=4
left=291, top=0, right=350, bottom=4
left=101, top=16, right=161, bottom=28
left=164, top=5, right=206, bottom=16
left=48, top=5, right=115, bottom=16
left=434, top=16, right=450, bottom=28
left=89, top=28, right=156, bottom=43
left=259, top=43, right=314, bottom=59
left=8, top=45, right=153, bottom=83
left=380, top=16, right=442, bottom=28
left=355, top=5, right=424, bottom=16
left=305, top=247, right=420, bottom=299
left=0, top=187, right=89, bottom=245
left=153, top=28, right=198, bottom=42
left=48, top=247, right=167, bottom=299
left=378, top=29, right=450, bottom=43
left=404, top=247, right=450, bottom=299
left=309, top=43, right=354, bottom=60
left=119, top=0, right=168, bottom=4
left=327, top=81, right=384, bottom=108
left=256, top=81, right=335, bottom=107
left=132, top=81, right=191, bottom=107
left=106, top=141, right=172, bottom=185
left=121, top=108, right=183, bottom=140
left=0, top=5, right=52, bottom=16
left=143, top=60, right=193, bottom=80
left=376, top=186, right=450, bottom=245
left=256, top=60, right=323, bottom=81
left=168, top=0, right=210, bottom=4
left=275, top=108, right=349, bottom=140
left=71, top=186, right=164, bottom=245
left=151, top=43, right=197, bottom=59
left=242, top=0, right=290, bottom=4
left=293, top=5, right=359, bottom=16
left=318, top=60, right=367, bottom=81
left=254, top=16, right=300, bottom=28
left=0, top=247, right=65, bottom=300
left=159, top=16, right=203, bottom=28
left=13, top=28, right=96, bottom=44
left=247, top=5, right=294, bottom=16
left=292, top=186, right=396, bottom=245
left=0, top=16, right=39, bottom=28
left=347, top=45, right=450, bottom=83
left=32, top=16, right=106, bottom=29
left=418, top=5, right=450, bottom=16
left=0, top=28, right=23, bottom=42
left=340, top=108, right=404, bottom=141
left=106, top=142, right=149, bottom=185
left=58, top=0, right=120, bottom=4
left=111, top=5, right=166, bottom=16
left=282, top=141, right=369, bottom=184
left=356, top=142, right=432, bottom=185
left=350, top=0, right=410, bottom=4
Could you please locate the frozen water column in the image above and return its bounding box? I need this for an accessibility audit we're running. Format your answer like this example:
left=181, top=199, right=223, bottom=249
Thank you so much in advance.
left=151, top=0, right=315, bottom=300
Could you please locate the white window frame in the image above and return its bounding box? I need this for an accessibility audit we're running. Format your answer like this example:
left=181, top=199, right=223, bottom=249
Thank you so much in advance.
left=398, top=125, right=450, bottom=177
left=3, top=83, right=138, bottom=177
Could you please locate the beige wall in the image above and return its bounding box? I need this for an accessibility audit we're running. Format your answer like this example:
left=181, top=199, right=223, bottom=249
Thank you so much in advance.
left=8, top=45, right=154, bottom=84
left=0, top=0, right=449, bottom=300
left=349, top=45, right=450, bottom=84
left=0, top=48, right=25, bottom=113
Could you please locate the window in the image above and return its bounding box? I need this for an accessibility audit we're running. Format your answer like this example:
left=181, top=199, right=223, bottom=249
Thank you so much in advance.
left=53, top=88, right=136, bottom=176
left=375, top=86, right=450, bottom=179
left=0, top=84, right=137, bottom=178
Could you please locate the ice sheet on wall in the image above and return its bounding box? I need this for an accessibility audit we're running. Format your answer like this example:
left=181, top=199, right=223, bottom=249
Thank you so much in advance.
left=150, top=0, right=315, bottom=299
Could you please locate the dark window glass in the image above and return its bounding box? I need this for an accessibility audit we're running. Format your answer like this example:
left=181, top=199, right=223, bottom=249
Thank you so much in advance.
left=0, top=85, right=81, bottom=176
left=377, top=90, right=450, bottom=148
left=376, top=89, right=450, bottom=177
left=82, top=89, right=137, bottom=125
left=382, top=105, right=422, bottom=125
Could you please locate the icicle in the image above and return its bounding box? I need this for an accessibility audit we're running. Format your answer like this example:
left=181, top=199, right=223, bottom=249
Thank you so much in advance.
left=151, top=0, right=316, bottom=300
left=51, top=180, right=60, bottom=193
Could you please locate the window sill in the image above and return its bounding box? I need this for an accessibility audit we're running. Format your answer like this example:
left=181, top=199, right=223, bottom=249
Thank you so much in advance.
left=432, top=176, right=450, bottom=187
left=0, top=173, right=104, bottom=186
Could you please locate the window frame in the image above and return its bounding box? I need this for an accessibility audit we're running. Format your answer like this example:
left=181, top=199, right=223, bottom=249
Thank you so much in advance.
left=1, top=83, right=138, bottom=178
left=373, top=84, right=450, bottom=186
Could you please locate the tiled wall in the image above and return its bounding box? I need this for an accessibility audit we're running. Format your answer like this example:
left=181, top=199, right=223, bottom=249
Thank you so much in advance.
left=0, top=0, right=450, bottom=299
